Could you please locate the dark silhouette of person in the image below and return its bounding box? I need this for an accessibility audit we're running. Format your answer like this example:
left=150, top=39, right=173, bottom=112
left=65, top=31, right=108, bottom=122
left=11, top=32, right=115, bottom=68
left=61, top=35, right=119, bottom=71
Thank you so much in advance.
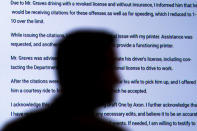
left=3, top=30, right=123, bottom=131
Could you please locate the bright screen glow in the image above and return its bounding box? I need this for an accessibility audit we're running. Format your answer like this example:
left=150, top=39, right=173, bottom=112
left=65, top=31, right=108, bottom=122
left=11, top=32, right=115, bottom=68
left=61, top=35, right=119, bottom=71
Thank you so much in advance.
left=1, top=0, right=197, bottom=131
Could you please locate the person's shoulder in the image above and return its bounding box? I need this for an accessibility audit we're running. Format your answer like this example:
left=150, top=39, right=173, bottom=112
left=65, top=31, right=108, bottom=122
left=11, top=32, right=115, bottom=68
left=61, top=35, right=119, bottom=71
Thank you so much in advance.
left=93, top=118, right=124, bottom=131
left=70, top=115, right=124, bottom=131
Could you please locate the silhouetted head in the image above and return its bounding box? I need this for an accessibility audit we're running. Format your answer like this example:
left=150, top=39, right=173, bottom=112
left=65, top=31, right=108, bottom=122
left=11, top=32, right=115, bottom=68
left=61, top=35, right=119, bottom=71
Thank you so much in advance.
left=56, top=30, right=119, bottom=111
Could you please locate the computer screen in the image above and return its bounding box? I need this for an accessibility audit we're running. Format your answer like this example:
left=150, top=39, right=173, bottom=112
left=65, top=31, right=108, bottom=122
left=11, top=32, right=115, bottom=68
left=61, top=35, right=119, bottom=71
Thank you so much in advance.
left=0, top=0, right=197, bottom=131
